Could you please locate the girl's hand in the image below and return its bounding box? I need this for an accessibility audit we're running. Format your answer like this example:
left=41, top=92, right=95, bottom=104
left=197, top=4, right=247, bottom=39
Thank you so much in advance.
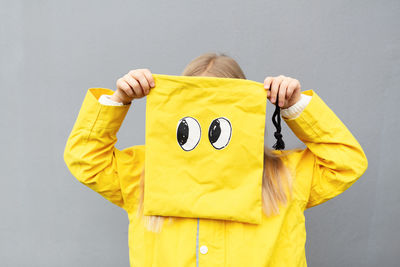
left=111, top=69, right=155, bottom=104
left=263, top=75, right=302, bottom=109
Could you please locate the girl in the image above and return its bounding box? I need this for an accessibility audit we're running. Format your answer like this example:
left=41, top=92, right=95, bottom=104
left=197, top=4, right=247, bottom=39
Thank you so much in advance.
left=64, top=52, right=368, bottom=266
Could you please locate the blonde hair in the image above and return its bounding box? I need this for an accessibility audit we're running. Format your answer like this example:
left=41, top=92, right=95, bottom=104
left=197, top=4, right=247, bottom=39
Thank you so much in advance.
left=137, top=52, right=298, bottom=232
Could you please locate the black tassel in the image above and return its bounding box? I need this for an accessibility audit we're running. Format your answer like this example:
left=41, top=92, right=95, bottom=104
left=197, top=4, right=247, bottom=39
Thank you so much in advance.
left=271, top=93, right=285, bottom=150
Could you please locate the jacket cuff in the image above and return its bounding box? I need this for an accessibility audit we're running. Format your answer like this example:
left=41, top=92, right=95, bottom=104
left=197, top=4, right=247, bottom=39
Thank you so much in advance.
left=280, top=94, right=312, bottom=119
left=74, top=88, right=131, bottom=131
left=282, top=90, right=329, bottom=140
left=99, top=94, right=125, bottom=106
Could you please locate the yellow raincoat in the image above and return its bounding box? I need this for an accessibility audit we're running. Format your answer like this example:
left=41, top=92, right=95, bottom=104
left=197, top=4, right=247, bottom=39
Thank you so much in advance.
left=64, top=74, right=368, bottom=267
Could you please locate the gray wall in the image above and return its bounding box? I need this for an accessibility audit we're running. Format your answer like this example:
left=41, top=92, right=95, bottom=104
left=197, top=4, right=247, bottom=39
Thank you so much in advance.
left=1, top=0, right=398, bottom=266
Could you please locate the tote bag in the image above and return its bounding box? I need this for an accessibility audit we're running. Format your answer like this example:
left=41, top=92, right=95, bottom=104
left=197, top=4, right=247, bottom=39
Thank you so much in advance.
left=143, top=73, right=267, bottom=224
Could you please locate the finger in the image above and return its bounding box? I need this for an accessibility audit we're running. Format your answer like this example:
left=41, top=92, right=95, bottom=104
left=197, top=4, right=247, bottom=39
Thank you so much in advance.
left=131, top=71, right=150, bottom=94
left=124, top=74, right=139, bottom=92
left=286, top=80, right=297, bottom=100
left=278, top=79, right=290, bottom=108
left=270, top=76, right=284, bottom=104
left=142, top=69, right=155, bottom=89
left=132, top=78, right=145, bottom=98
left=128, top=72, right=145, bottom=97
left=117, top=78, right=136, bottom=98
left=264, top=76, right=273, bottom=90
left=125, top=75, right=144, bottom=98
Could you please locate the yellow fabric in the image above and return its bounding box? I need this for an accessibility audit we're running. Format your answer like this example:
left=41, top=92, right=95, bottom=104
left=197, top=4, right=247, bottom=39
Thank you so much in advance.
left=144, top=74, right=267, bottom=224
left=64, top=74, right=368, bottom=267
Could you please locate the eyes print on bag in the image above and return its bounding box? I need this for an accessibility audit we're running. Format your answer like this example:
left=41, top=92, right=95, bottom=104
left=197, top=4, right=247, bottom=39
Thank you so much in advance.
left=177, top=116, right=232, bottom=151
left=208, top=117, right=232, bottom=150
left=177, top=117, right=201, bottom=151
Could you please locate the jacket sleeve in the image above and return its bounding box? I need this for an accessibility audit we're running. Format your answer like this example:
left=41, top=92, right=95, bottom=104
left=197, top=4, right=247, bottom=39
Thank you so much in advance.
left=282, top=90, right=368, bottom=210
left=63, top=88, right=134, bottom=209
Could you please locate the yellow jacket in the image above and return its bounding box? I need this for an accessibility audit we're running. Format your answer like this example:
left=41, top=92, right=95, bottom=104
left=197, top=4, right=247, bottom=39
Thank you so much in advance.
left=64, top=77, right=368, bottom=267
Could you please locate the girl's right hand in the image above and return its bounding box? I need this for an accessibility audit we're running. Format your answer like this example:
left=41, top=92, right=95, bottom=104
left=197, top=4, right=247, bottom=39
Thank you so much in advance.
left=111, top=69, right=155, bottom=104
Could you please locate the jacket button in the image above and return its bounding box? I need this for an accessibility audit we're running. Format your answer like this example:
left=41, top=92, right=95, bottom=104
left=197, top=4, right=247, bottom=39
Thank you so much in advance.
left=200, top=245, right=208, bottom=255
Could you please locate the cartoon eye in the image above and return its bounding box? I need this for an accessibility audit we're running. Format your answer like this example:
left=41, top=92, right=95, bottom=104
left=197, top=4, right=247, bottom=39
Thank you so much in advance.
left=177, top=117, right=201, bottom=151
left=208, top=117, right=232, bottom=150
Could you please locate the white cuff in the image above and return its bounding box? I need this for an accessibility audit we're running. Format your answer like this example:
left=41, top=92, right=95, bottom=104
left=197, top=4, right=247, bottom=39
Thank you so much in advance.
left=98, top=94, right=125, bottom=106
left=280, top=94, right=312, bottom=119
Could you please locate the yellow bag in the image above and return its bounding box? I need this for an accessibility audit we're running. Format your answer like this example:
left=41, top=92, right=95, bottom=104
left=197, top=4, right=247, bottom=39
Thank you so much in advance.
left=143, top=74, right=268, bottom=224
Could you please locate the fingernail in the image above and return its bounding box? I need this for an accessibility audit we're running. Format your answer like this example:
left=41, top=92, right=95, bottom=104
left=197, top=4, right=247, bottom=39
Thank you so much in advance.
left=151, top=82, right=155, bottom=87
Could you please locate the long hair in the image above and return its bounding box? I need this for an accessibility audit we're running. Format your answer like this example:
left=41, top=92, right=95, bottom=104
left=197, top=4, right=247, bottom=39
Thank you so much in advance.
left=136, top=52, right=298, bottom=232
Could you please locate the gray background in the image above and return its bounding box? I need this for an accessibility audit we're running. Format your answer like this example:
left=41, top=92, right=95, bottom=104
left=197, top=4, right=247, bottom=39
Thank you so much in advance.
left=1, top=0, right=399, bottom=266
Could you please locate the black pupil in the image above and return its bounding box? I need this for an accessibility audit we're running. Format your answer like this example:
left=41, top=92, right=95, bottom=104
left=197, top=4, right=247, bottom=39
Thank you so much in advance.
left=177, top=119, right=189, bottom=145
left=208, top=119, right=221, bottom=144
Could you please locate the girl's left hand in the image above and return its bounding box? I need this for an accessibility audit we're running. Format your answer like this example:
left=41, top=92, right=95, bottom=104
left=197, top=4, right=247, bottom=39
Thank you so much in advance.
left=264, top=75, right=302, bottom=109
